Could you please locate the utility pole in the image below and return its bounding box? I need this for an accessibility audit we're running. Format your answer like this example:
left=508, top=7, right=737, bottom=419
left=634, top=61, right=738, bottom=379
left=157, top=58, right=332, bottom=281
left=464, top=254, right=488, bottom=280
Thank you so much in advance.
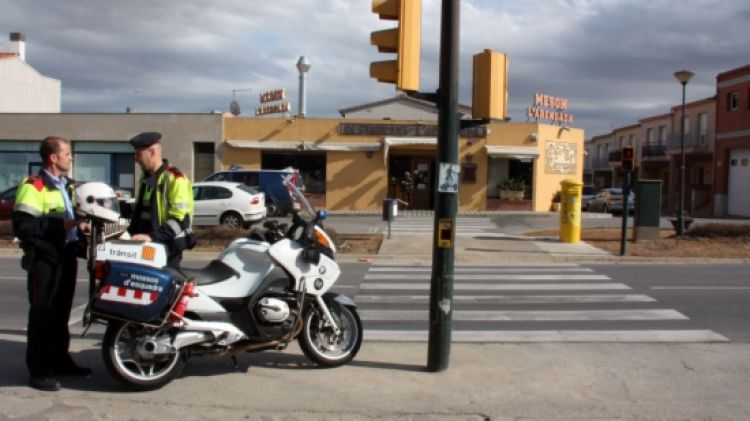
left=427, top=0, right=460, bottom=372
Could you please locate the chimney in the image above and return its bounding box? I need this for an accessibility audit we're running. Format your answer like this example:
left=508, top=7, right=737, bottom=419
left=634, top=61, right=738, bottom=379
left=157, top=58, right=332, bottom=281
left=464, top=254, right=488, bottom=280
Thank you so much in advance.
left=10, top=32, right=26, bottom=61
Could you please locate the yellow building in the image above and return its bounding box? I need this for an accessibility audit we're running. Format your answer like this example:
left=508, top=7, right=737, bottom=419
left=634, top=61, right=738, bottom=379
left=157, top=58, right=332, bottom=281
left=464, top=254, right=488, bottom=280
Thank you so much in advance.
left=220, top=116, right=584, bottom=212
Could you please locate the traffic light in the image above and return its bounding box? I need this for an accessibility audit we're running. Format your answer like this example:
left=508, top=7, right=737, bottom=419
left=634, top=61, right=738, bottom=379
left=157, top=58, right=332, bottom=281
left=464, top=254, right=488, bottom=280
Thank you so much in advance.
left=370, top=0, right=421, bottom=92
left=472, top=49, right=508, bottom=120
left=622, top=146, right=635, bottom=172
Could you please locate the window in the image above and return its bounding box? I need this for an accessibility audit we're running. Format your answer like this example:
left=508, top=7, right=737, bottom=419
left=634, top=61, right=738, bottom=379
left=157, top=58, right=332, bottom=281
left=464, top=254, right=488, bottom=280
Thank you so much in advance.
left=193, top=142, right=215, bottom=182
left=460, top=163, right=477, bottom=184
left=658, top=126, right=667, bottom=144
left=646, top=128, right=654, bottom=143
left=628, top=134, right=635, bottom=147
left=729, top=91, right=739, bottom=111
left=698, top=112, right=708, bottom=146
left=683, top=116, right=690, bottom=134
left=194, top=186, right=233, bottom=201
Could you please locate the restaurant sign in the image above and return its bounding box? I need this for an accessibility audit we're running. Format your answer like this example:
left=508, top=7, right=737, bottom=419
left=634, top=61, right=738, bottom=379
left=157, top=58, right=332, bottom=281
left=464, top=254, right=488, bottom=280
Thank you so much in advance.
left=256, top=88, right=291, bottom=116
left=527, top=93, right=573, bottom=125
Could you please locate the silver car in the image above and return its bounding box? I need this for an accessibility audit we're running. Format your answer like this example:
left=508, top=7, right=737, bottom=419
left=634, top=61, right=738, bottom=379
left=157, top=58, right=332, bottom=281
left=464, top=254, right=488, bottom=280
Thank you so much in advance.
left=587, top=188, right=634, bottom=215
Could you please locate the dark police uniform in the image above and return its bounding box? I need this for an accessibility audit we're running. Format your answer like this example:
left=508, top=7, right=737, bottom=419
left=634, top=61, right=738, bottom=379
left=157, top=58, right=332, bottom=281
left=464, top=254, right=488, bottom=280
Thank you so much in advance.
left=12, top=171, right=88, bottom=383
left=127, top=132, right=195, bottom=267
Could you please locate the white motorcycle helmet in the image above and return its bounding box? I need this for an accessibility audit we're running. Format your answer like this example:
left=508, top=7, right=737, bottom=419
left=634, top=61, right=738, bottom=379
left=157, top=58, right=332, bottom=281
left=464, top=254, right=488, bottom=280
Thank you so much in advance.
left=75, top=182, right=121, bottom=222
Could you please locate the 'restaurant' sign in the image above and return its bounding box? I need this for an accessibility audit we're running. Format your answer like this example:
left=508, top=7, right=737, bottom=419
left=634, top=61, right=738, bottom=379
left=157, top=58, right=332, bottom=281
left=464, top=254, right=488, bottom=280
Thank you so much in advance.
left=527, top=92, right=573, bottom=125
left=256, top=88, right=291, bottom=116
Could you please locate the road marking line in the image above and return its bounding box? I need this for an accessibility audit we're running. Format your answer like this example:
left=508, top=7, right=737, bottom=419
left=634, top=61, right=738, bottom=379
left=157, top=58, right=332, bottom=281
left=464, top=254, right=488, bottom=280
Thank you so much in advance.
left=363, top=330, right=729, bottom=343
left=359, top=309, right=687, bottom=321
left=364, top=274, right=610, bottom=281
left=368, top=267, right=594, bottom=273
left=360, top=283, right=630, bottom=291
left=651, top=286, right=750, bottom=290
left=354, top=294, right=656, bottom=304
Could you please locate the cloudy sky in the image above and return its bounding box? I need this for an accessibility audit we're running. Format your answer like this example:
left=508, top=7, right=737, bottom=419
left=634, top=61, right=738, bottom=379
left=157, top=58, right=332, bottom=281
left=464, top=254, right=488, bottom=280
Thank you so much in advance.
left=1, top=0, right=748, bottom=138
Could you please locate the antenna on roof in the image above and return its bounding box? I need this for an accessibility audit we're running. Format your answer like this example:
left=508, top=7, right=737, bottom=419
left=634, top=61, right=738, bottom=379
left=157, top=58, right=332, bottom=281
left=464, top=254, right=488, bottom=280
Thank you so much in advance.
left=230, top=88, right=253, bottom=116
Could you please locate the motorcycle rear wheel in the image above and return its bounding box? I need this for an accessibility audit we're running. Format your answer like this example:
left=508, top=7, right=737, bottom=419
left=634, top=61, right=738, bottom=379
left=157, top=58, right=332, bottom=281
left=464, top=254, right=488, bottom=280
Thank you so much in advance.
left=299, top=301, right=363, bottom=367
left=102, top=321, right=186, bottom=391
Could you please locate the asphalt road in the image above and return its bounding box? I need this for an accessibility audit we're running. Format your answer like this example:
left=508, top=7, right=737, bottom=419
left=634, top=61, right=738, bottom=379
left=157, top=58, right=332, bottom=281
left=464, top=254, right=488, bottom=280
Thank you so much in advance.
left=1, top=257, right=748, bottom=344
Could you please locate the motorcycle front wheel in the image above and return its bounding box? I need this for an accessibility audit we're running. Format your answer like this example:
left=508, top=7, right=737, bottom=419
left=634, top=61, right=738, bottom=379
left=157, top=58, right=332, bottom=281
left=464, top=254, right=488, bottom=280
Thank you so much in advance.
left=102, top=321, right=186, bottom=391
left=299, top=301, right=363, bottom=367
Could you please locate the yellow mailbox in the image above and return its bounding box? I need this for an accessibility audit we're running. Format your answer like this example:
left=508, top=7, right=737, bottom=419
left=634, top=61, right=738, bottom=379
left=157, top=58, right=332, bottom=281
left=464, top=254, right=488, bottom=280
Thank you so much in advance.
left=559, top=179, right=583, bottom=243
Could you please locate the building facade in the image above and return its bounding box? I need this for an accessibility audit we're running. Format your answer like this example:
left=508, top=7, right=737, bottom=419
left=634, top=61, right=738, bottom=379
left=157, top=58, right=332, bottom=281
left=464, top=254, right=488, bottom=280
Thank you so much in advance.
left=714, top=64, right=750, bottom=217
left=638, top=113, right=671, bottom=210
left=0, top=113, right=222, bottom=193
left=222, top=117, right=584, bottom=212
left=667, top=97, right=716, bottom=216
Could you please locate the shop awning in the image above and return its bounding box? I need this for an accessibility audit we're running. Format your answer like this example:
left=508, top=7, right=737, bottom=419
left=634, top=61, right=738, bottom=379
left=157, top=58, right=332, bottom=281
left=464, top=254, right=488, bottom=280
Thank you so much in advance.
left=226, top=140, right=301, bottom=150
left=485, top=145, right=539, bottom=160
left=304, top=142, right=381, bottom=152
left=226, top=140, right=381, bottom=152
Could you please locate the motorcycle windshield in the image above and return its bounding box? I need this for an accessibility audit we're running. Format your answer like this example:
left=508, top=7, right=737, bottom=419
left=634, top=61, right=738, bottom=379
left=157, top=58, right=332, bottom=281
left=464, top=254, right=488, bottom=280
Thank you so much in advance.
left=283, top=175, right=316, bottom=221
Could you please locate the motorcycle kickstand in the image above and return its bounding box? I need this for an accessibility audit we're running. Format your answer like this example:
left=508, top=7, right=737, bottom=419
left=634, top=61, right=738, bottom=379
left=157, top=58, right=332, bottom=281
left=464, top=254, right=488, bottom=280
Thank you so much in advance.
left=230, top=355, right=239, bottom=369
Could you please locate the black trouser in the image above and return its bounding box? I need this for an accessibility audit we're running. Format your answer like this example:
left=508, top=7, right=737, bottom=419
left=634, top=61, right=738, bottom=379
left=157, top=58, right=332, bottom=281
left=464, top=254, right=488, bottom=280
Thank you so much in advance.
left=26, top=245, right=78, bottom=377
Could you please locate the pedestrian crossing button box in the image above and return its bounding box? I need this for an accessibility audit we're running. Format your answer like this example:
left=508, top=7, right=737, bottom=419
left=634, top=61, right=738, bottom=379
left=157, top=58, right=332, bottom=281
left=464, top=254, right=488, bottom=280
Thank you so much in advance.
left=382, top=198, right=398, bottom=221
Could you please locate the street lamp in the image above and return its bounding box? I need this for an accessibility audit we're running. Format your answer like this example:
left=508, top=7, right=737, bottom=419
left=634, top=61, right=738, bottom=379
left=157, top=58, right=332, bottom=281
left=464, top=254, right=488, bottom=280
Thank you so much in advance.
left=673, top=69, right=694, bottom=236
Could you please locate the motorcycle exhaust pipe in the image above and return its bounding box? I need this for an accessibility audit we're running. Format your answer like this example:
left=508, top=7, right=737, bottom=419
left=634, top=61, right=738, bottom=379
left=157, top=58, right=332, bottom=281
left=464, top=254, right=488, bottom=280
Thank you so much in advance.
left=216, top=316, right=304, bottom=357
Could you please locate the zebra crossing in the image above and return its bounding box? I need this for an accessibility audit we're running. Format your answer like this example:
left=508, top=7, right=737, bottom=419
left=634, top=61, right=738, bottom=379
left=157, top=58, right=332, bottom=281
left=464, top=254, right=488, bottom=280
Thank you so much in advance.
left=381, top=217, right=497, bottom=236
left=356, top=263, right=728, bottom=343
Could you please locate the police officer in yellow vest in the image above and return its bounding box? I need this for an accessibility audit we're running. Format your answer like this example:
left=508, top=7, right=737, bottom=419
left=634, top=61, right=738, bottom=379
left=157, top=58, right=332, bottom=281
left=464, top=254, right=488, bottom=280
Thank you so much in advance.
left=13, top=136, right=92, bottom=391
left=126, top=132, right=195, bottom=268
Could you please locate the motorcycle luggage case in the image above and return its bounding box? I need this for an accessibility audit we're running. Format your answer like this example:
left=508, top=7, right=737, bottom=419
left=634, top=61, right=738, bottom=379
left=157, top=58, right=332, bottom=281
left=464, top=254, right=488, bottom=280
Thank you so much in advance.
left=91, top=261, right=181, bottom=325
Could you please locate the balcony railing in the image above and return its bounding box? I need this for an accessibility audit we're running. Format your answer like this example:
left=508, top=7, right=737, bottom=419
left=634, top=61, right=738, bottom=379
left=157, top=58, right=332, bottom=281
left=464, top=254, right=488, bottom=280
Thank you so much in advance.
left=642, top=143, right=666, bottom=157
left=608, top=150, right=622, bottom=162
left=668, top=131, right=712, bottom=149
left=590, top=157, right=610, bottom=170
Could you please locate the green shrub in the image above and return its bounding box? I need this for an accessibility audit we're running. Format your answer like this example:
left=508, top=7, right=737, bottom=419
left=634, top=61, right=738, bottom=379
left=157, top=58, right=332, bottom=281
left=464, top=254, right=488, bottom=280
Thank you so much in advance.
left=496, top=178, right=526, bottom=191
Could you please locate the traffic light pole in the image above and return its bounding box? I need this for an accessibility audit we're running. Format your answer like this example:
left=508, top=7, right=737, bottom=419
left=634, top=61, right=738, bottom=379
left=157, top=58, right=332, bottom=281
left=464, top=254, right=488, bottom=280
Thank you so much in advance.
left=620, top=169, right=631, bottom=256
left=427, top=0, right=459, bottom=372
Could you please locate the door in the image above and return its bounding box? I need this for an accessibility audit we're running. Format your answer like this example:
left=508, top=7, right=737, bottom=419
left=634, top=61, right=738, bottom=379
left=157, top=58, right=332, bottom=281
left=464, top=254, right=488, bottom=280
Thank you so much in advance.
left=410, top=158, right=433, bottom=209
left=728, top=149, right=750, bottom=217
left=193, top=186, right=232, bottom=225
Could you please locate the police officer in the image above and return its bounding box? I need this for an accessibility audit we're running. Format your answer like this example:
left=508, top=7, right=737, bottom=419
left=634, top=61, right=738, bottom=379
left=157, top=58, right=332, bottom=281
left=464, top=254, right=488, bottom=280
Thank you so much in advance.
left=127, top=132, right=195, bottom=268
left=13, top=136, right=92, bottom=392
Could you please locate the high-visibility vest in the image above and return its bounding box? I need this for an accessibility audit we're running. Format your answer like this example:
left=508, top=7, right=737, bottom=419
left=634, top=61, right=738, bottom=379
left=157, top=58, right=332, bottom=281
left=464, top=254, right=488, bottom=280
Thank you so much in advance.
left=132, top=162, right=194, bottom=236
left=14, top=173, right=75, bottom=219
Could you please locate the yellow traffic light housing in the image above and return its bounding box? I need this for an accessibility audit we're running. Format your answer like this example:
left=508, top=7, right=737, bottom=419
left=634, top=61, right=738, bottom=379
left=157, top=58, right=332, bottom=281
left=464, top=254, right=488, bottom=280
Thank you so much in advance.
left=472, top=49, right=508, bottom=120
left=622, top=146, right=635, bottom=171
left=370, top=0, right=421, bottom=92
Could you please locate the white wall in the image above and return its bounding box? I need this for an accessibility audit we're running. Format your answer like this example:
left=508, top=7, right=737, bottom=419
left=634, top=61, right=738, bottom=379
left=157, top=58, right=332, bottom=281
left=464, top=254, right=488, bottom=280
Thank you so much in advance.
left=0, top=57, right=60, bottom=112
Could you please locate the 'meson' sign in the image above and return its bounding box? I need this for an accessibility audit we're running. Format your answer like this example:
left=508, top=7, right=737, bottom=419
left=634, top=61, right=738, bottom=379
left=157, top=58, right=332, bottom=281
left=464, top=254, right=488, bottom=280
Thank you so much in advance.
left=527, top=93, right=573, bottom=125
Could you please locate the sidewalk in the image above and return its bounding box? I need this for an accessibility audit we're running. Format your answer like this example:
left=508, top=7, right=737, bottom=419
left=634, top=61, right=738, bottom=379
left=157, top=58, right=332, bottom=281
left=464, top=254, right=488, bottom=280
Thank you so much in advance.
left=375, top=233, right=610, bottom=264
left=1, top=335, right=748, bottom=420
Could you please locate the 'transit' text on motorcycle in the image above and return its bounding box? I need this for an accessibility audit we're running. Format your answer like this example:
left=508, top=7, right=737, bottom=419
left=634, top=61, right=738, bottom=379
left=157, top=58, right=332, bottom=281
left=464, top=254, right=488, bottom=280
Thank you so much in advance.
left=76, top=178, right=362, bottom=390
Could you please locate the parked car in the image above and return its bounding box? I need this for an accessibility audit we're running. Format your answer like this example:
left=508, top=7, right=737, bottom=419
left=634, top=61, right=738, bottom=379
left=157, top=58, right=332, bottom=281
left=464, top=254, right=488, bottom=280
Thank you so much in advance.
left=587, top=187, right=635, bottom=215
left=581, top=185, right=598, bottom=211
left=202, top=168, right=302, bottom=216
left=192, top=182, right=266, bottom=229
left=0, top=185, right=17, bottom=220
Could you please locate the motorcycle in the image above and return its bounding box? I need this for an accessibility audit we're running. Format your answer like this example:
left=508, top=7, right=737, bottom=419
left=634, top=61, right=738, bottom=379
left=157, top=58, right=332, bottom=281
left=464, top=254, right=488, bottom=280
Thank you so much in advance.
left=79, top=178, right=362, bottom=390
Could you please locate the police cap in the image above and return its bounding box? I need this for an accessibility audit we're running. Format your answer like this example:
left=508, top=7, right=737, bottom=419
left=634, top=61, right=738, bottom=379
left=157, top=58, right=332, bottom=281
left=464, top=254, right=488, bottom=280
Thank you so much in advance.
left=129, top=132, right=162, bottom=149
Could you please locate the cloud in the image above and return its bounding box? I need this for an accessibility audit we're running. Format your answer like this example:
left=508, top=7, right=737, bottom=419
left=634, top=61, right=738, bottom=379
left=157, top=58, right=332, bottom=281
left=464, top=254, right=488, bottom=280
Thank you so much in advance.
left=1, top=0, right=748, bottom=137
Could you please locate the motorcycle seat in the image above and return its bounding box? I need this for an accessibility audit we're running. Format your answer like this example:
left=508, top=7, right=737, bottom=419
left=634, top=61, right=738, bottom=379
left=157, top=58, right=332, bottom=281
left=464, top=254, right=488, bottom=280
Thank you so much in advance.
left=177, top=260, right=239, bottom=285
